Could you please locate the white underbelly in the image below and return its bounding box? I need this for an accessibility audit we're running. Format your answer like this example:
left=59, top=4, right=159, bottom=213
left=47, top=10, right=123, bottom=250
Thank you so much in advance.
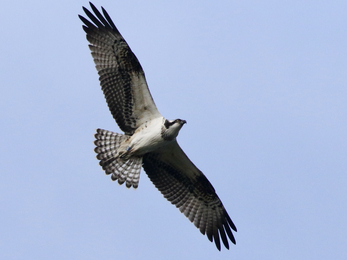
left=129, top=117, right=169, bottom=155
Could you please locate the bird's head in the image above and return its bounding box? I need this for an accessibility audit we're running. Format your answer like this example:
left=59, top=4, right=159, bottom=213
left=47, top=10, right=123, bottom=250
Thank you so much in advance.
left=162, top=119, right=187, bottom=140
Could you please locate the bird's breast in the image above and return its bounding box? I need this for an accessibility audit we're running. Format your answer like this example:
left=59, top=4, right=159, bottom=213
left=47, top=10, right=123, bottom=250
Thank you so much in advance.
left=128, top=117, right=170, bottom=156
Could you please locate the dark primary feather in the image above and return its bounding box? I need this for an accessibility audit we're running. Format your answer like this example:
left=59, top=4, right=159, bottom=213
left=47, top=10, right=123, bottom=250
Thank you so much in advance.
left=80, top=2, right=237, bottom=251
left=79, top=2, right=160, bottom=135
left=142, top=142, right=237, bottom=250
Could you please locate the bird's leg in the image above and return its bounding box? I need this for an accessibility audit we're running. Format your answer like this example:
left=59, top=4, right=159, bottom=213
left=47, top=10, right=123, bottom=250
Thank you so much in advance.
left=118, top=146, right=133, bottom=160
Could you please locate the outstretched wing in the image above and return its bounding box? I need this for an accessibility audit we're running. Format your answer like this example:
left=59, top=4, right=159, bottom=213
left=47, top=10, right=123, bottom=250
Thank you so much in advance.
left=142, top=142, right=237, bottom=250
left=79, top=3, right=161, bottom=135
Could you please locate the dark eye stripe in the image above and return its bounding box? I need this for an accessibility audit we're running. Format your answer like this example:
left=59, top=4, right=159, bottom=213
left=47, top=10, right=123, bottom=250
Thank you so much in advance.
left=164, top=119, right=174, bottom=129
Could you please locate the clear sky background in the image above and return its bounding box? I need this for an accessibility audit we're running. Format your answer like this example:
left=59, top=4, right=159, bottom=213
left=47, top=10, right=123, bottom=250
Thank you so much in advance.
left=1, top=0, right=346, bottom=259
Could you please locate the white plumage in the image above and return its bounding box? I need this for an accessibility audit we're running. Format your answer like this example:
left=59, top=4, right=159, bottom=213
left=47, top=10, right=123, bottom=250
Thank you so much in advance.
left=79, top=2, right=237, bottom=250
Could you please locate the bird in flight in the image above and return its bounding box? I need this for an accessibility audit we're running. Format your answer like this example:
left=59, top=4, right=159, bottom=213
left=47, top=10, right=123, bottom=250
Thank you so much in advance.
left=79, top=2, right=237, bottom=251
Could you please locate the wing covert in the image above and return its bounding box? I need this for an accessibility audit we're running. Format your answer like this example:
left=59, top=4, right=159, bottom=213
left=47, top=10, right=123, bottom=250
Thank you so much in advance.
left=142, top=142, right=237, bottom=250
left=79, top=3, right=161, bottom=135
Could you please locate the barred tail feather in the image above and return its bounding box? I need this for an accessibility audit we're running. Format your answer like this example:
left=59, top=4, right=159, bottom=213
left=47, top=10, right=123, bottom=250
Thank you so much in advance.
left=94, top=128, right=143, bottom=189
left=109, top=158, right=142, bottom=188
left=94, top=129, right=126, bottom=161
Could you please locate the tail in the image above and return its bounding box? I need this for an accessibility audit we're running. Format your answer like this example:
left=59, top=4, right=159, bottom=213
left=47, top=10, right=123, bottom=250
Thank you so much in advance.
left=94, top=128, right=143, bottom=189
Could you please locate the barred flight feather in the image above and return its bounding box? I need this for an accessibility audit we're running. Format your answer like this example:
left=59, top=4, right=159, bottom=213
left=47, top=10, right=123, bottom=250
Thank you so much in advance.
left=80, top=2, right=237, bottom=251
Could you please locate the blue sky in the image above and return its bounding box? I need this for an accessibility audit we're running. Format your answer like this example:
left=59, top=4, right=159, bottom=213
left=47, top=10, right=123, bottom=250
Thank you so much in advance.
left=1, top=0, right=346, bottom=259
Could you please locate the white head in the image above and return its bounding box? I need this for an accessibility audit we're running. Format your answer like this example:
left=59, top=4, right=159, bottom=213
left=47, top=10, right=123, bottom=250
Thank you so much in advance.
left=162, top=119, right=187, bottom=140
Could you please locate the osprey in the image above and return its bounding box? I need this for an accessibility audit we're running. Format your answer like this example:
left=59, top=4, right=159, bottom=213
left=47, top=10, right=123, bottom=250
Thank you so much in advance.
left=79, top=2, right=237, bottom=251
